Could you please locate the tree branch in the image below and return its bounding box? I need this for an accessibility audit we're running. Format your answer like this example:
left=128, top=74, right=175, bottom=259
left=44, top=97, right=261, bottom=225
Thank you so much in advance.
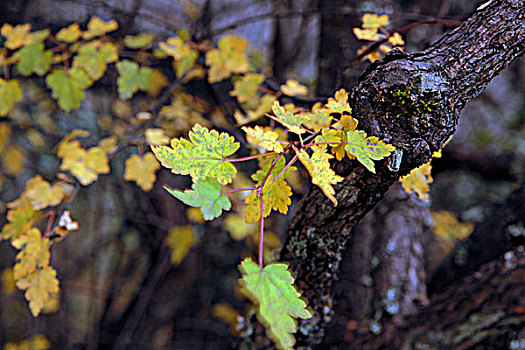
left=275, top=0, right=525, bottom=346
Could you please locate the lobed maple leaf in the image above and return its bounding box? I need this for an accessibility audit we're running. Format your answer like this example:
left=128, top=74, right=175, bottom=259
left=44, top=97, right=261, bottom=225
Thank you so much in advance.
left=0, top=205, right=39, bottom=241
left=116, top=60, right=153, bottom=100
left=239, top=258, right=312, bottom=350
left=14, top=43, right=52, bottom=76
left=82, top=16, right=118, bottom=40
left=205, top=35, right=249, bottom=83
left=16, top=266, right=59, bottom=317
left=45, top=68, right=93, bottom=112
left=22, top=175, right=65, bottom=210
left=344, top=130, right=395, bottom=173
left=124, top=153, right=160, bottom=191
left=242, top=126, right=284, bottom=153
left=152, top=123, right=240, bottom=185
left=58, top=139, right=110, bottom=186
left=245, top=175, right=292, bottom=223
left=399, top=161, right=433, bottom=201
left=297, top=146, right=343, bottom=206
left=56, top=23, right=82, bottom=42
left=166, top=177, right=231, bottom=220
left=73, top=42, right=118, bottom=80
left=230, top=73, right=265, bottom=103
left=13, top=228, right=51, bottom=281
left=270, top=101, right=308, bottom=135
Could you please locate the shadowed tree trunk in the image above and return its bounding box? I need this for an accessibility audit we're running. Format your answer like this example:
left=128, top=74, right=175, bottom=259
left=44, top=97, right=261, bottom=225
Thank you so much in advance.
left=268, top=0, right=525, bottom=347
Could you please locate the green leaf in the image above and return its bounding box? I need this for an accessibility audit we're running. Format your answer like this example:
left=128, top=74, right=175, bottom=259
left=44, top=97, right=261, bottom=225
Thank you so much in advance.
left=152, top=124, right=240, bottom=185
left=124, top=33, right=154, bottom=49
left=72, top=42, right=118, bottom=80
left=165, top=177, right=231, bottom=220
left=270, top=101, right=308, bottom=135
left=14, top=43, right=52, bottom=76
left=239, top=258, right=312, bottom=350
left=0, top=79, right=23, bottom=117
left=45, top=68, right=93, bottom=112
left=344, top=130, right=396, bottom=173
left=116, top=60, right=153, bottom=100
left=230, top=73, right=264, bottom=103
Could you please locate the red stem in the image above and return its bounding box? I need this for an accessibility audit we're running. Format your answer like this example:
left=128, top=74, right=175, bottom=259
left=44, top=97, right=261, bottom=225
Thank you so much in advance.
left=226, top=152, right=276, bottom=163
left=258, top=189, right=264, bottom=267
left=43, top=210, right=56, bottom=239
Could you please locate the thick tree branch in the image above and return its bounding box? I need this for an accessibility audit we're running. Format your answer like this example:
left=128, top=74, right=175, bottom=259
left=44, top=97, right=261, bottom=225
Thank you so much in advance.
left=276, top=0, right=525, bottom=346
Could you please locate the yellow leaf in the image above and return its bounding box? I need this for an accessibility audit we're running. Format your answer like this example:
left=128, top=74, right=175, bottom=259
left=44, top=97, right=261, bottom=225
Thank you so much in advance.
left=399, top=162, right=433, bottom=201
left=297, top=146, right=343, bottom=206
left=362, top=14, right=389, bottom=29
left=56, top=23, right=82, bottom=43
left=17, top=266, right=59, bottom=317
left=280, top=79, right=308, bottom=96
left=165, top=225, right=196, bottom=265
left=186, top=207, right=205, bottom=224
left=82, top=16, right=118, bottom=40
left=388, top=32, right=404, bottom=46
left=357, top=45, right=382, bottom=63
left=124, top=153, right=160, bottom=191
left=22, top=175, right=65, bottom=210
left=148, top=69, right=169, bottom=97
left=1, top=145, right=25, bottom=175
left=1, top=23, right=31, bottom=49
left=224, top=212, right=256, bottom=241
left=205, top=35, right=249, bottom=83
left=245, top=175, right=292, bottom=223
left=212, top=303, right=242, bottom=333
left=99, top=136, right=118, bottom=153
left=431, top=210, right=474, bottom=242
left=3, top=334, right=51, bottom=350
left=159, top=36, right=192, bottom=60
left=145, top=128, right=170, bottom=146
left=13, top=227, right=50, bottom=280
left=58, top=140, right=110, bottom=186
left=353, top=27, right=380, bottom=41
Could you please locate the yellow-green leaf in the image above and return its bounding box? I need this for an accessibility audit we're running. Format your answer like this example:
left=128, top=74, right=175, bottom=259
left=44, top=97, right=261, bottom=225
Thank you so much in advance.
left=230, top=73, right=264, bottom=103
left=1, top=23, right=31, bottom=50
left=165, top=177, right=231, bottom=220
left=116, top=60, right=153, bottom=100
left=362, top=13, right=389, bottom=29
left=242, top=126, right=284, bottom=153
left=124, top=33, right=154, bottom=49
left=152, top=124, right=240, bottom=185
left=245, top=175, right=292, bottom=223
left=14, top=43, right=52, bottom=76
left=297, top=146, right=343, bottom=205
left=0, top=79, right=23, bottom=116
left=344, top=130, right=395, bottom=173
left=270, top=101, right=308, bottom=135
left=72, top=42, right=118, bottom=80
left=45, top=68, right=93, bottom=112
left=0, top=205, right=38, bottom=241
left=239, top=258, right=312, bottom=350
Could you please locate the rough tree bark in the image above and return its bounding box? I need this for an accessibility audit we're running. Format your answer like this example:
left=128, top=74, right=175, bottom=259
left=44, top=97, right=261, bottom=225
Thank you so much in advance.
left=266, top=0, right=525, bottom=347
